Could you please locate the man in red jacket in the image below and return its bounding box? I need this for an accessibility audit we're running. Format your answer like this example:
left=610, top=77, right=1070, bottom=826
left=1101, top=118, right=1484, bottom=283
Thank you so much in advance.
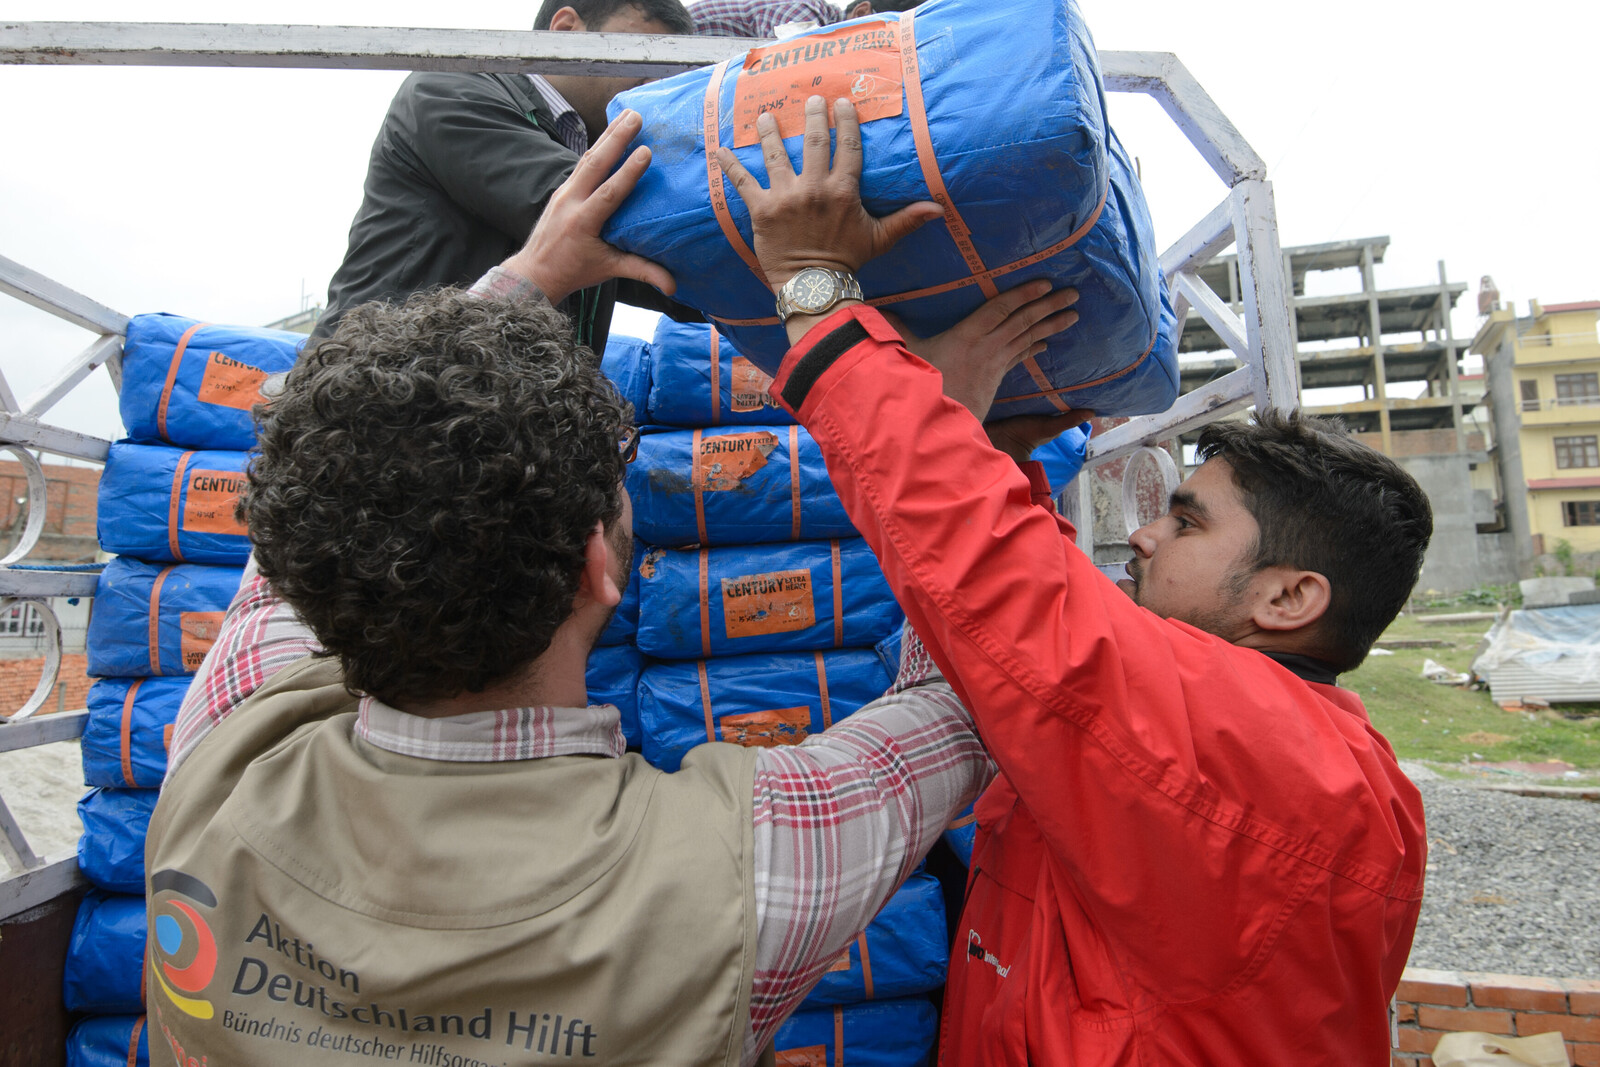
left=716, top=97, right=1431, bottom=1064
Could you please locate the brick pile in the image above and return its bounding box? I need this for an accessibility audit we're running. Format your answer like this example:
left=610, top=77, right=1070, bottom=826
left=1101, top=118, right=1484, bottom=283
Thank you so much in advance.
left=1395, top=966, right=1600, bottom=1066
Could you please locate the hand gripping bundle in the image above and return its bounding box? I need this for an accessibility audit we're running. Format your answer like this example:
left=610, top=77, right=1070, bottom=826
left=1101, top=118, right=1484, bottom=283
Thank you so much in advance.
left=70, top=312, right=294, bottom=1047
left=603, top=0, right=1179, bottom=419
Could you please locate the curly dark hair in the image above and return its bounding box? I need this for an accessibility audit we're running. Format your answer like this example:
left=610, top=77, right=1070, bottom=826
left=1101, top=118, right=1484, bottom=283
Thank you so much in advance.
left=1196, top=411, right=1433, bottom=673
left=243, top=289, right=631, bottom=703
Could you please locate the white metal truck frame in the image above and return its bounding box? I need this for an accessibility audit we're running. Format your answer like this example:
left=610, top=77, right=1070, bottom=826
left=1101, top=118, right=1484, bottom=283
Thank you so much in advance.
left=0, top=21, right=1299, bottom=917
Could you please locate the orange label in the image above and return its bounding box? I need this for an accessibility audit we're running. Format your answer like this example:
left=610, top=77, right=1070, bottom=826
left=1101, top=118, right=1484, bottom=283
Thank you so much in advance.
left=183, top=469, right=248, bottom=536
left=719, top=706, right=811, bottom=748
left=695, top=431, right=777, bottom=491
left=730, top=356, right=778, bottom=413
left=733, top=23, right=904, bottom=148
left=722, top=569, right=815, bottom=639
left=776, top=1047, right=827, bottom=1067
left=195, top=351, right=269, bottom=411
left=827, top=947, right=853, bottom=972
left=163, top=724, right=174, bottom=752
left=179, top=611, right=225, bottom=670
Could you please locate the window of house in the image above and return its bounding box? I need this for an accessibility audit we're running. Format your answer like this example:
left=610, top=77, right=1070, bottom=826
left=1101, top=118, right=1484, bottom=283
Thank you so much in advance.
left=1555, top=435, right=1600, bottom=469
left=1554, top=373, right=1600, bottom=405
left=1520, top=379, right=1540, bottom=412
left=0, top=603, right=44, bottom=637
left=1564, top=501, right=1600, bottom=526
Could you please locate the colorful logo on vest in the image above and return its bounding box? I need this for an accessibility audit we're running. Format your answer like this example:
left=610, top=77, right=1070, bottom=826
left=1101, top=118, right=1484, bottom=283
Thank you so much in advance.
left=150, top=868, right=220, bottom=1019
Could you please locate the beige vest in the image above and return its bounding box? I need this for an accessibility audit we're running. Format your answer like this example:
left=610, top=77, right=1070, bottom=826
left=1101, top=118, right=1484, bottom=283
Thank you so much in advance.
left=146, top=657, right=763, bottom=1067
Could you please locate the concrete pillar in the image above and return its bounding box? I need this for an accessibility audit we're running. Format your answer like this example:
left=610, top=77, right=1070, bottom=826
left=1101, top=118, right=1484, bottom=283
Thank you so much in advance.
left=1361, top=245, right=1392, bottom=455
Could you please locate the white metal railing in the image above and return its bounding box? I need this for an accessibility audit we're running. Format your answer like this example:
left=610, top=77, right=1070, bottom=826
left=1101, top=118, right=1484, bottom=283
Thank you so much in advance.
left=1518, top=332, right=1600, bottom=349
left=0, top=254, right=119, bottom=916
left=1521, top=396, right=1600, bottom=413
left=0, top=21, right=1298, bottom=913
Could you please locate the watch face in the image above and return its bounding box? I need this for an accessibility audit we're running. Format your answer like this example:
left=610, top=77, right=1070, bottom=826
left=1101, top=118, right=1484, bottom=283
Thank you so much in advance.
left=790, top=268, right=840, bottom=313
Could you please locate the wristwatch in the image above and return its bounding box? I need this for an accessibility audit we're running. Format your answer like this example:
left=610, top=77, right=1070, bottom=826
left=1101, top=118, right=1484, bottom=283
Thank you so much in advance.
left=775, top=267, right=863, bottom=322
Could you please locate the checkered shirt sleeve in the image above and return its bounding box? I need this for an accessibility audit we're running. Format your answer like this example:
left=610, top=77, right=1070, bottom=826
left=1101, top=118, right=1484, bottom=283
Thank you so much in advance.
left=165, top=561, right=323, bottom=781
left=741, top=626, right=989, bottom=1062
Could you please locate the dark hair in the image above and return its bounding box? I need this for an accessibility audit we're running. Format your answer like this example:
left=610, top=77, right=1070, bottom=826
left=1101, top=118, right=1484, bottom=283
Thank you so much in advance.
left=534, top=0, right=695, bottom=34
left=1195, top=411, right=1432, bottom=673
left=244, top=289, right=631, bottom=704
left=869, top=0, right=923, bottom=11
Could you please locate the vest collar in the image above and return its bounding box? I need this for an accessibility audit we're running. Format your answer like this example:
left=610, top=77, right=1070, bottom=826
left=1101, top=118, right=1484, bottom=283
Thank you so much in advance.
left=356, top=696, right=625, bottom=763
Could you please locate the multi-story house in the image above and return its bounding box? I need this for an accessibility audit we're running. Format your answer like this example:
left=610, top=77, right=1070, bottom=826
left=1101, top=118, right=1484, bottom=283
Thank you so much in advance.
left=1473, top=299, right=1600, bottom=564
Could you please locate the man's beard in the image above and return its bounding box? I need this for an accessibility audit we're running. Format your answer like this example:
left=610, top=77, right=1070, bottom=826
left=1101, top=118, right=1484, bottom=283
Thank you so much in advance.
left=587, top=528, right=634, bottom=654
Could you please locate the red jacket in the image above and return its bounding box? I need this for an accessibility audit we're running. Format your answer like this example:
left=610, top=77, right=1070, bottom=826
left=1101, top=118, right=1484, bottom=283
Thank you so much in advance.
left=771, top=306, right=1426, bottom=1066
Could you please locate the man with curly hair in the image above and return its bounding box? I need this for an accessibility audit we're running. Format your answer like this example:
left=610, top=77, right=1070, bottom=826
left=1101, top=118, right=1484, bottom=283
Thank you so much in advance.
left=144, top=110, right=1063, bottom=1067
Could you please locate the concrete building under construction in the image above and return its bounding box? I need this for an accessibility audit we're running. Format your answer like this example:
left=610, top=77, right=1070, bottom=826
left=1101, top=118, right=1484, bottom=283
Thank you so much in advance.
left=1172, top=236, right=1515, bottom=594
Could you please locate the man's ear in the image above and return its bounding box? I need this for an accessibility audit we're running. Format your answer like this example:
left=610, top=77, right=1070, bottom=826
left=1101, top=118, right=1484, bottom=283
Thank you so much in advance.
left=846, top=0, right=876, bottom=17
left=577, top=521, right=623, bottom=609
left=1250, top=567, right=1332, bottom=634
left=547, top=6, right=585, bottom=32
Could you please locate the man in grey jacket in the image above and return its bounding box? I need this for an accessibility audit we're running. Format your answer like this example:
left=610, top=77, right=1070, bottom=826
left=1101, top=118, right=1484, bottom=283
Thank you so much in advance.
left=316, top=0, right=697, bottom=349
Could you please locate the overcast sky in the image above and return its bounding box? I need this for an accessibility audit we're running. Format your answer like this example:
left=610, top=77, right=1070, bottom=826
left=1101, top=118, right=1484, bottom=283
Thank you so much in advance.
left=1, top=0, right=1595, bottom=448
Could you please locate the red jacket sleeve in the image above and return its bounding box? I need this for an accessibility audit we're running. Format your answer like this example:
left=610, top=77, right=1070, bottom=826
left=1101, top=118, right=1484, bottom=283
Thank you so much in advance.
left=771, top=305, right=1425, bottom=990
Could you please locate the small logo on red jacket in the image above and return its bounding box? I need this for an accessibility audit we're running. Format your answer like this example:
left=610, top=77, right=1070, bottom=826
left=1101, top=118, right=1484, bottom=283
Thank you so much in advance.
left=966, top=929, right=1011, bottom=978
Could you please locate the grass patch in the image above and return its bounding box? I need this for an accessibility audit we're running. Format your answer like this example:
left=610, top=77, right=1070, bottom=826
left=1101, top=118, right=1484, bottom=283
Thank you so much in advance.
left=1349, top=613, right=1600, bottom=781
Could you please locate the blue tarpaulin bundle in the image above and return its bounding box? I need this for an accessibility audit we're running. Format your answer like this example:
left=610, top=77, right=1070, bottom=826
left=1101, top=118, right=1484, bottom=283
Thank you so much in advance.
left=943, top=801, right=977, bottom=867
left=67, top=1014, right=150, bottom=1067
left=638, top=648, right=892, bottom=772
left=775, top=996, right=938, bottom=1067
left=120, top=313, right=301, bottom=451
left=647, top=320, right=796, bottom=429
left=1032, top=424, right=1093, bottom=498
left=98, top=442, right=252, bottom=565
left=627, top=426, right=854, bottom=547
left=636, top=540, right=901, bottom=659
left=64, top=891, right=146, bottom=1014
left=83, top=676, right=190, bottom=788
left=801, top=870, right=948, bottom=1007
left=77, top=787, right=157, bottom=894
left=587, top=643, right=644, bottom=750
left=604, top=0, right=1178, bottom=418
left=598, top=539, right=644, bottom=648
left=87, top=558, right=244, bottom=677
left=601, top=332, right=652, bottom=419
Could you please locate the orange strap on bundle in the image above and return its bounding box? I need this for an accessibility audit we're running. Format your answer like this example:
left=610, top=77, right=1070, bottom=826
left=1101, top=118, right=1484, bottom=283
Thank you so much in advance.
left=126, top=1016, right=146, bottom=1067
left=814, top=652, right=832, bottom=729
left=788, top=426, right=802, bottom=540
left=698, top=661, right=716, bottom=742
left=148, top=566, right=176, bottom=674
left=709, top=331, right=722, bottom=426
left=698, top=548, right=713, bottom=657
left=119, top=679, right=144, bottom=787
left=829, top=540, right=844, bottom=648
left=166, top=452, right=195, bottom=562
left=156, top=323, right=208, bottom=443
left=690, top=429, right=710, bottom=545
left=856, top=933, right=875, bottom=999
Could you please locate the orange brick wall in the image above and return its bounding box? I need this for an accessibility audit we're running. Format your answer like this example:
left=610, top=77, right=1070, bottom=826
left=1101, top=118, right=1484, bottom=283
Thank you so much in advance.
left=1395, top=967, right=1600, bottom=1066
left=0, top=653, right=91, bottom=717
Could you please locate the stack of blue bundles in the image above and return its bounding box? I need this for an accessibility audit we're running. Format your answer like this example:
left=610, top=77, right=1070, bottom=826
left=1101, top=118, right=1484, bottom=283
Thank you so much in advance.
left=600, top=320, right=953, bottom=1066
left=70, top=314, right=298, bottom=1044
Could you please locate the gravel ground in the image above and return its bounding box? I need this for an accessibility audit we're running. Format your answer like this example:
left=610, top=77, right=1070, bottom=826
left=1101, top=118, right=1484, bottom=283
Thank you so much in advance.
left=1405, top=763, right=1600, bottom=979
